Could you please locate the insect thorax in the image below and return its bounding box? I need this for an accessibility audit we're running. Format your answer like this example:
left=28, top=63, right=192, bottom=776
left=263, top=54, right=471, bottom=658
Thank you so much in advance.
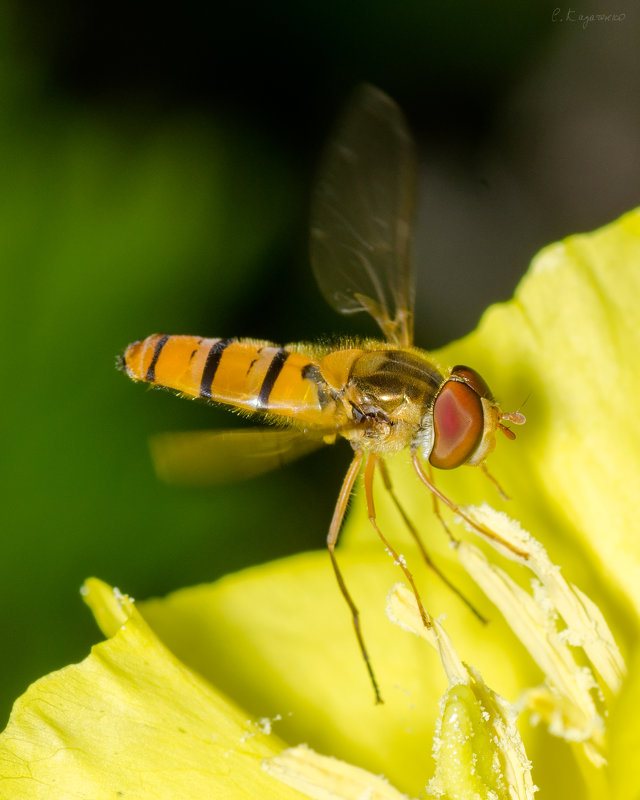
left=342, top=349, right=444, bottom=453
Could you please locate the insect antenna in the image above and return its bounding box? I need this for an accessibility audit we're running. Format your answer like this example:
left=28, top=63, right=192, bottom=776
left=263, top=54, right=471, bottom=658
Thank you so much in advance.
left=377, top=459, right=487, bottom=625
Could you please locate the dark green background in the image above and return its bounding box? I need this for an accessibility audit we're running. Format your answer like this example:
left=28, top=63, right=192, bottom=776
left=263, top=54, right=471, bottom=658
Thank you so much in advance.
left=1, top=0, right=638, bottom=724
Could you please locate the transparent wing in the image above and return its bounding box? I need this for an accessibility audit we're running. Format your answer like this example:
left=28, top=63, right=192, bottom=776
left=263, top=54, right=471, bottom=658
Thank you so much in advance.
left=310, top=84, right=418, bottom=347
left=149, top=428, right=327, bottom=487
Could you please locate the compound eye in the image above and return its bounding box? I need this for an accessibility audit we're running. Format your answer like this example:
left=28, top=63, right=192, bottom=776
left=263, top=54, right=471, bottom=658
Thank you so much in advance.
left=451, top=365, right=494, bottom=401
left=429, top=380, right=484, bottom=469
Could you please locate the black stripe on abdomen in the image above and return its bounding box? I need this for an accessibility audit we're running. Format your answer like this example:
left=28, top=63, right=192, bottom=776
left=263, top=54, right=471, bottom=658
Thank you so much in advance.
left=200, top=338, right=232, bottom=399
left=257, top=349, right=288, bottom=410
left=146, top=335, right=170, bottom=382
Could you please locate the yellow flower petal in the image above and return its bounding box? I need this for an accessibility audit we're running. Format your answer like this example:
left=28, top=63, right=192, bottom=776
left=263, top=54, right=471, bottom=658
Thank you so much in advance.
left=140, top=548, right=538, bottom=798
left=608, top=647, right=640, bottom=800
left=438, top=209, right=640, bottom=617
left=264, top=744, right=414, bottom=800
left=141, top=549, right=446, bottom=797
left=0, top=578, right=305, bottom=800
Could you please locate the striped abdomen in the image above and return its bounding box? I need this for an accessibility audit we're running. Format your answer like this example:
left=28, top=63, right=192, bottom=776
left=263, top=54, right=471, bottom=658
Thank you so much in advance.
left=123, top=334, right=337, bottom=428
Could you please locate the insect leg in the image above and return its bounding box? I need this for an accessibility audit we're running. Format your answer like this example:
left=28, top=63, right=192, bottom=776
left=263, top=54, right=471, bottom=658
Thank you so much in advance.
left=411, top=450, right=529, bottom=560
left=363, top=453, right=432, bottom=631
left=327, top=449, right=383, bottom=704
left=377, top=459, right=487, bottom=624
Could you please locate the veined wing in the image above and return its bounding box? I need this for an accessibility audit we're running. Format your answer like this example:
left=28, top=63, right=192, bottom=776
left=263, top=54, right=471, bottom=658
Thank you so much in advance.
left=310, top=84, right=418, bottom=347
left=150, top=428, right=327, bottom=487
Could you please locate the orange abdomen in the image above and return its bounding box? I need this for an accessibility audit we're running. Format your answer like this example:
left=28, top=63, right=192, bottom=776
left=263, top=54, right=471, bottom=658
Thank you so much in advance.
left=123, top=334, right=339, bottom=428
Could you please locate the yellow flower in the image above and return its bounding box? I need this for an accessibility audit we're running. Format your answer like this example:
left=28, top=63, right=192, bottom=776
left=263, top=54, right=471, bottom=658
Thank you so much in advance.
left=1, top=210, right=639, bottom=799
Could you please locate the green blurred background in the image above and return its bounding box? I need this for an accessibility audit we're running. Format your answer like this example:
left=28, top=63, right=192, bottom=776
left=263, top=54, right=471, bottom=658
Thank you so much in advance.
left=1, top=0, right=638, bottom=724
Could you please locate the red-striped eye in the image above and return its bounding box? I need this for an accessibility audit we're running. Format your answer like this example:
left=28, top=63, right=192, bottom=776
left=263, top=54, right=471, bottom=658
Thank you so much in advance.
left=429, top=379, right=484, bottom=469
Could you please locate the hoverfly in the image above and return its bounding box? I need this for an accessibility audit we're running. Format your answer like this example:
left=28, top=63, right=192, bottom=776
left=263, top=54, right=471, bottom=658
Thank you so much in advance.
left=122, top=85, right=525, bottom=703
